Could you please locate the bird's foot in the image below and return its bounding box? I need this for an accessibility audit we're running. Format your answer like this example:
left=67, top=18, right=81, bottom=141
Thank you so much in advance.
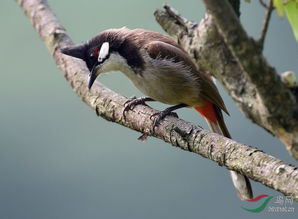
left=150, top=104, right=187, bottom=130
left=150, top=110, right=178, bottom=129
left=123, top=96, right=154, bottom=117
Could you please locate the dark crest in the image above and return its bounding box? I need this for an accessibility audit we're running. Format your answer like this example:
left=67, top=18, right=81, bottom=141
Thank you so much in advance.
left=60, top=44, right=87, bottom=60
left=61, top=28, right=145, bottom=72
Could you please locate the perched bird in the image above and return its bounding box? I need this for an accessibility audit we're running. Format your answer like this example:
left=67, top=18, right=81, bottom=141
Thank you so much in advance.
left=61, top=27, right=253, bottom=200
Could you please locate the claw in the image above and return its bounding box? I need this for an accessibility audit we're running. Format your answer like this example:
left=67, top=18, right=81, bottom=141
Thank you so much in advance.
left=122, top=97, right=154, bottom=118
left=150, top=111, right=179, bottom=129
left=124, top=96, right=137, bottom=105
left=123, top=96, right=137, bottom=115
left=149, top=104, right=187, bottom=130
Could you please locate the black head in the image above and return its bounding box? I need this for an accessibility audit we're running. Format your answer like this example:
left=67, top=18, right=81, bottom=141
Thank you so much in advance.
left=60, top=43, right=96, bottom=73
left=61, top=41, right=111, bottom=89
left=61, top=28, right=144, bottom=89
left=61, top=29, right=125, bottom=89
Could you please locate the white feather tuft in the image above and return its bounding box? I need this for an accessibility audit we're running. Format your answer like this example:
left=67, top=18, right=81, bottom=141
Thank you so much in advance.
left=98, top=42, right=109, bottom=61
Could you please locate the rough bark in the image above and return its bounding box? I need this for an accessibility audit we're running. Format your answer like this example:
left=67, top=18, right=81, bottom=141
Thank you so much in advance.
left=154, top=2, right=298, bottom=160
left=17, top=0, right=298, bottom=200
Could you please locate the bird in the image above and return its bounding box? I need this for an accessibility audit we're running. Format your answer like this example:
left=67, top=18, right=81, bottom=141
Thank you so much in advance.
left=61, top=27, right=253, bottom=200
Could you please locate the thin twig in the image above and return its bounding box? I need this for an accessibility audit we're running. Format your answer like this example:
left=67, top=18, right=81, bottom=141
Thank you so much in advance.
left=259, top=0, right=269, bottom=8
left=257, top=0, right=274, bottom=50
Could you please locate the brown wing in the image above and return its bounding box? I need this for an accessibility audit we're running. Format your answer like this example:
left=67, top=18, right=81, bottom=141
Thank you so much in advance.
left=145, top=40, right=229, bottom=115
left=198, top=71, right=230, bottom=115
left=145, top=40, right=198, bottom=71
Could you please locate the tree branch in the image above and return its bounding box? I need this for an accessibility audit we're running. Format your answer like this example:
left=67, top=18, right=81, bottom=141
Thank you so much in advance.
left=155, top=2, right=298, bottom=160
left=17, top=0, right=298, bottom=200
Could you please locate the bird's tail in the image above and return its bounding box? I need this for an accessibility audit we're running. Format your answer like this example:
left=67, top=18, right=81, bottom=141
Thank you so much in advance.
left=194, top=102, right=253, bottom=200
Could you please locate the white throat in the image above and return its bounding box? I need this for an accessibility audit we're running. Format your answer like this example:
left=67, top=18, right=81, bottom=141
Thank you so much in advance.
left=97, top=52, right=133, bottom=75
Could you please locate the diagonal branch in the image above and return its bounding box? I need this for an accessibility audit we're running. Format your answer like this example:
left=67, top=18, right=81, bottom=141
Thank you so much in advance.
left=155, top=2, right=298, bottom=160
left=17, top=0, right=298, bottom=200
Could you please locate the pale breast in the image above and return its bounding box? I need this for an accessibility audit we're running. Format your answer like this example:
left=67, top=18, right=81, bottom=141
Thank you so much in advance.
left=121, top=57, right=202, bottom=106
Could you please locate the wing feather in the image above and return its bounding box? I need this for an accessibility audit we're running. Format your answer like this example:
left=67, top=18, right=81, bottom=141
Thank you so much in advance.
left=144, top=40, right=229, bottom=114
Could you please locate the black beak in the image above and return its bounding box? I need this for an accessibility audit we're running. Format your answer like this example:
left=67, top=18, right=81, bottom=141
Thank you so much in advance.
left=88, top=63, right=99, bottom=89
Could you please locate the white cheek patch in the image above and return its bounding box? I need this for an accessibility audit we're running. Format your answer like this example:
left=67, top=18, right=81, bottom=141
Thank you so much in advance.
left=98, top=42, right=109, bottom=62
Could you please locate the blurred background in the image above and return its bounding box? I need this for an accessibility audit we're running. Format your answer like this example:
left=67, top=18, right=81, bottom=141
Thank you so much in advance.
left=1, top=0, right=297, bottom=218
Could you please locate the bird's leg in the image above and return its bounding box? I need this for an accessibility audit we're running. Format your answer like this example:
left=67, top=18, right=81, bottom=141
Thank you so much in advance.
left=123, top=97, right=155, bottom=116
left=150, top=104, right=188, bottom=129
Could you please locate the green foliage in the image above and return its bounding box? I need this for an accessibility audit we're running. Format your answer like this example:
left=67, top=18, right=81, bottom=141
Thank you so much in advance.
left=273, top=0, right=285, bottom=16
left=273, top=0, right=298, bottom=41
